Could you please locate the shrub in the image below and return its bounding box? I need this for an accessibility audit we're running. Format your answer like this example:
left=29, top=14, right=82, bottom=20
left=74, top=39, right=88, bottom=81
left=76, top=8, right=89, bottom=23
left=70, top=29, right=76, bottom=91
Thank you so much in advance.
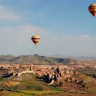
left=6, top=86, right=18, bottom=91
left=0, top=77, right=3, bottom=81
left=0, top=89, right=4, bottom=92
left=27, top=85, right=43, bottom=91
left=35, top=86, right=43, bottom=91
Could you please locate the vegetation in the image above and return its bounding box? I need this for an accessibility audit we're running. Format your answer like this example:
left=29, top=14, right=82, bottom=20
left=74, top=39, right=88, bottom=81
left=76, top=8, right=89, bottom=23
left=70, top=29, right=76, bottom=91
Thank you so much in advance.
left=0, top=73, right=64, bottom=96
left=78, top=68, right=96, bottom=79
left=0, top=77, right=3, bottom=81
left=0, top=71, right=95, bottom=96
left=0, top=55, right=96, bottom=96
left=27, top=85, right=43, bottom=91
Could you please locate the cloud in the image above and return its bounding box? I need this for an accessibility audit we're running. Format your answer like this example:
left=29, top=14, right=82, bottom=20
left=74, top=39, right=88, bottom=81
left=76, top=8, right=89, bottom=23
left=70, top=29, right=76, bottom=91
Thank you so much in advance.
left=0, top=25, right=47, bottom=55
left=0, top=25, right=96, bottom=56
left=80, top=35, right=91, bottom=40
left=0, top=5, right=20, bottom=20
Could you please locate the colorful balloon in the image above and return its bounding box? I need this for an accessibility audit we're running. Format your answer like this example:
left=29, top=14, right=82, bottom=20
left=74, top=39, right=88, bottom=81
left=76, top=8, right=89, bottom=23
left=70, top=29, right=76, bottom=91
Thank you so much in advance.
left=88, top=3, right=96, bottom=17
left=31, top=35, right=40, bottom=46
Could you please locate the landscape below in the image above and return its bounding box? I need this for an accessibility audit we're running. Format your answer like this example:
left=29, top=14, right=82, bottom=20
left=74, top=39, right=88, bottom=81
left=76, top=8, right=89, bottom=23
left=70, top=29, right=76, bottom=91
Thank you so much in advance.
left=0, top=55, right=96, bottom=96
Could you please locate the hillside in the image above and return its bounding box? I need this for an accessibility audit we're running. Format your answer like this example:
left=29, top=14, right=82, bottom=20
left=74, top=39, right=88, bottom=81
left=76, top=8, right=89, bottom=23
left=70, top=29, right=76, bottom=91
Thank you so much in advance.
left=0, top=54, right=96, bottom=65
left=0, top=73, right=64, bottom=96
left=0, top=64, right=96, bottom=96
left=0, top=54, right=76, bottom=65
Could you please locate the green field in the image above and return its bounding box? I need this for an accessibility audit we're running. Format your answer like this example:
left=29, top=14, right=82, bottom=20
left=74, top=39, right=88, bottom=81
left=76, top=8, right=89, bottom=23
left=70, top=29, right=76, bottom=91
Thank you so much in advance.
left=0, top=90, right=63, bottom=96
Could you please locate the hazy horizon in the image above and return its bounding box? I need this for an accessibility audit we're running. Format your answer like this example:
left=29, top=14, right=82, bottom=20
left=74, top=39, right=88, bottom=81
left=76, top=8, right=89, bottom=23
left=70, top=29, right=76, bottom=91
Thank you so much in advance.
left=0, top=0, right=96, bottom=56
left=1, top=54, right=96, bottom=58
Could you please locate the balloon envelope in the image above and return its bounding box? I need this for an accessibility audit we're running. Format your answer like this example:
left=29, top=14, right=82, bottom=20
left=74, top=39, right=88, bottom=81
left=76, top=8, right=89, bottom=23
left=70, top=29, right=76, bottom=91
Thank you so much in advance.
left=31, top=35, right=40, bottom=45
left=88, top=3, right=96, bottom=17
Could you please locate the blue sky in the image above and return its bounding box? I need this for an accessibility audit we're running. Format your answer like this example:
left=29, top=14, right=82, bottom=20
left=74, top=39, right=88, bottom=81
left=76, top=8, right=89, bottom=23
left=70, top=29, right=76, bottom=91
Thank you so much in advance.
left=0, top=0, right=96, bottom=56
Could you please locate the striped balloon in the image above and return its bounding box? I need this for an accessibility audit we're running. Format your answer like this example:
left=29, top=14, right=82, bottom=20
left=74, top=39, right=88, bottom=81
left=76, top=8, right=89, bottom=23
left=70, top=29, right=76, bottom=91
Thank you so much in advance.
left=31, top=35, right=40, bottom=46
left=88, top=3, right=96, bottom=17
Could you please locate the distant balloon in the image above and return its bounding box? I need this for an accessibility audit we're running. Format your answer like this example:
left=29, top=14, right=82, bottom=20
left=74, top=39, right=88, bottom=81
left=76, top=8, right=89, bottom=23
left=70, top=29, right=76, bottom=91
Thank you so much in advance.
left=88, top=3, right=96, bottom=17
left=31, top=35, right=40, bottom=46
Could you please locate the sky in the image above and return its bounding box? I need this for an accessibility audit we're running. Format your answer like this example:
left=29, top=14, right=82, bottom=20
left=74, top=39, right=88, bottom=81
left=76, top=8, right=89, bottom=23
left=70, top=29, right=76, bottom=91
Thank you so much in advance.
left=0, top=0, right=96, bottom=56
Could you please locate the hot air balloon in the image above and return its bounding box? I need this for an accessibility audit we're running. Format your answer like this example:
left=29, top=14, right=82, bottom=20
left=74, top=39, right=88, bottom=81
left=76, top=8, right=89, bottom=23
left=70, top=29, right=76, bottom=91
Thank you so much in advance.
left=88, top=3, right=96, bottom=17
left=31, top=35, right=40, bottom=46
